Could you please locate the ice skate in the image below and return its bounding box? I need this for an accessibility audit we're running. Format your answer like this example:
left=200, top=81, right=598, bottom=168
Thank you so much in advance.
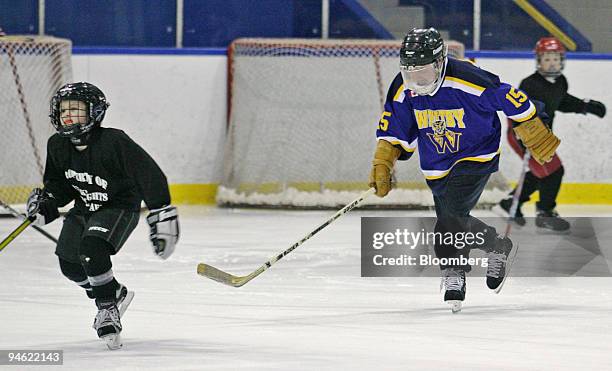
left=535, top=209, right=570, bottom=233
left=91, top=284, right=133, bottom=350
left=93, top=300, right=123, bottom=350
left=441, top=268, right=466, bottom=313
left=493, top=197, right=526, bottom=227
left=115, top=284, right=134, bottom=317
left=91, top=283, right=134, bottom=316
left=486, top=236, right=518, bottom=293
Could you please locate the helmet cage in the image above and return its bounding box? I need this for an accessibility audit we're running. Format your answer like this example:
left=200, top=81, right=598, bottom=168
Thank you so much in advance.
left=400, top=52, right=446, bottom=95
left=50, top=82, right=109, bottom=139
left=534, top=37, right=566, bottom=78
left=536, top=52, right=565, bottom=78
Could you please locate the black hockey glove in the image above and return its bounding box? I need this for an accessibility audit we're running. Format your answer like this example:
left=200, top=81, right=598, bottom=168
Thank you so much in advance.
left=26, top=188, right=59, bottom=226
left=146, top=205, right=179, bottom=260
left=584, top=99, right=606, bottom=118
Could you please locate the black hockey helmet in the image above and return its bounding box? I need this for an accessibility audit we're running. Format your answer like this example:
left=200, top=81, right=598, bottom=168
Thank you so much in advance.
left=399, top=28, right=447, bottom=95
left=50, top=82, right=109, bottom=145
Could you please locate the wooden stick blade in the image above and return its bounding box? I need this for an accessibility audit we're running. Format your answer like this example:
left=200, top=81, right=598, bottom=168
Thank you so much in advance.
left=195, top=188, right=375, bottom=288
left=197, top=263, right=250, bottom=287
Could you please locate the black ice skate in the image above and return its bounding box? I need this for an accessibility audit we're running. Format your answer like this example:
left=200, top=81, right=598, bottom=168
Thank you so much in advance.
left=493, top=197, right=526, bottom=226
left=486, top=236, right=516, bottom=292
left=535, top=209, right=570, bottom=233
left=93, top=300, right=123, bottom=350
left=441, top=268, right=466, bottom=313
left=92, top=284, right=134, bottom=350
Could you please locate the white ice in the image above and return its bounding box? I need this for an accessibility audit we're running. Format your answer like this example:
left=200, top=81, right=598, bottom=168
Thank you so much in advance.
left=1, top=205, right=611, bottom=370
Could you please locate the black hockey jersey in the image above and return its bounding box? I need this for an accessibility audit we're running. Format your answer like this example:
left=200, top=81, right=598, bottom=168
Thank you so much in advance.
left=518, top=72, right=586, bottom=127
left=43, top=128, right=170, bottom=213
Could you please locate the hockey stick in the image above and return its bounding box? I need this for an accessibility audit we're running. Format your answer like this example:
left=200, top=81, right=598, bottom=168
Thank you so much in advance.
left=494, top=152, right=531, bottom=294
left=504, top=152, right=531, bottom=238
left=0, top=217, right=33, bottom=253
left=197, top=187, right=376, bottom=287
left=0, top=199, right=58, bottom=243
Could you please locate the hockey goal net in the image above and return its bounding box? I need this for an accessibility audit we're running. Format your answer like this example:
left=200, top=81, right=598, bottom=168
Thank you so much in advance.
left=0, top=36, right=72, bottom=206
left=219, top=38, right=508, bottom=208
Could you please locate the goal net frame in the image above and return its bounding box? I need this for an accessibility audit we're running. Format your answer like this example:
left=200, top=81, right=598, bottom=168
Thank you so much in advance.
left=219, top=38, right=507, bottom=209
left=0, top=35, right=73, bottom=210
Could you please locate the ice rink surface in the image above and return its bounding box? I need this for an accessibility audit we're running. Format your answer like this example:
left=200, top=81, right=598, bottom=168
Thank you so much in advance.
left=1, top=205, right=611, bottom=370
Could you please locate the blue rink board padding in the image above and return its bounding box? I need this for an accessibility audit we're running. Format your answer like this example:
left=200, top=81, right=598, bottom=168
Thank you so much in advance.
left=2, top=0, right=391, bottom=47
left=182, top=0, right=392, bottom=47
left=45, top=0, right=177, bottom=47
left=0, top=0, right=38, bottom=35
left=0, top=0, right=594, bottom=50
left=525, top=0, right=591, bottom=51
left=399, top=0, right=591, bottom=51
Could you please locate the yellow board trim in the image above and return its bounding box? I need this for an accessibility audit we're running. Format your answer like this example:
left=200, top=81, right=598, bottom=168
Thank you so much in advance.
left=513, top=0, right=577, bottom=51
left=167, top=182, right=612, bottom=205
left=169, top=184, right=218, bottom=205
left=4, top=182, right=612, bottom=205
left=511, top=183, right=612, bottom=205
left=0, top=185, right=39, bottom=204
left=444, top=76, right=485, bottom=92
left=558, top=184, right=612, bottom=204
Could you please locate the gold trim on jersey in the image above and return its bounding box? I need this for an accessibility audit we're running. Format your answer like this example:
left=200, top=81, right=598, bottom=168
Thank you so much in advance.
left=421, top=149, right=501, bottom=180
left=377, top=136, right=416, bottom=153
left=442, top=76, right=486, bottom=96
left=393, top=83, right=405, bottom=102
left=508, top=101, right=537, bottom=123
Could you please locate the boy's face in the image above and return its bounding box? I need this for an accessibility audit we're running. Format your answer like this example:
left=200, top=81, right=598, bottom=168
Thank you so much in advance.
left=539, top=52, right=563, bottom=75
left=59, top=100, right=88, bottom=126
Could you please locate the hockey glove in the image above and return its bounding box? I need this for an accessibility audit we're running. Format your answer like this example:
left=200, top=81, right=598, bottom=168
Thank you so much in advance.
left=26, top=188, right=60, bottom=226
left=369, top=140, right=401, bottom=197
left=512, top=116, right=560, bottom=165
left=584, top=99, right=606, bottom=118
left=146, top=205, right=179, bottom=260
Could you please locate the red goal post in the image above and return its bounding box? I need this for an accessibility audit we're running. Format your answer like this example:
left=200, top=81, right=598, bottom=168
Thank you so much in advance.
left=0, top=35, right=72, bottom=206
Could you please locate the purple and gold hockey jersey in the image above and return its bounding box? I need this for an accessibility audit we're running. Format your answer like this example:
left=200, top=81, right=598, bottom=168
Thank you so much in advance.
left=376, top=57, right=536, bottom=181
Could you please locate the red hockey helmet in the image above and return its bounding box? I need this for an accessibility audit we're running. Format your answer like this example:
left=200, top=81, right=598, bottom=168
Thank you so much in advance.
left=535, top=37, right=566, bottom=54
left=534, top=37, right=565, bottom=78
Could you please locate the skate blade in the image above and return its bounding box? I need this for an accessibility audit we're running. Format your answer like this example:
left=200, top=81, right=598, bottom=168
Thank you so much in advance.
left=118, top=291, right=134, bottom=317
left=535, top=227, right=571, bottom=235
left=102, top=333, right=123, bottom=350
left=446, top=300, right=462, bottom=313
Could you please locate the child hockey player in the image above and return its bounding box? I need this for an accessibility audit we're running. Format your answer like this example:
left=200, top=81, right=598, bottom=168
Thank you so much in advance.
left=497, top=37, right=606, bottom=232
left=369, top=28, right=559, bottom=310
left=26, top=82, right=180, bottom=349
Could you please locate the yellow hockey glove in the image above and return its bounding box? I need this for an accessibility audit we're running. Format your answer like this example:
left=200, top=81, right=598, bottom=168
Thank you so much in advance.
left=369, top=140, right=401, bottom=197
left=513, top=116, right=560, bottom=165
